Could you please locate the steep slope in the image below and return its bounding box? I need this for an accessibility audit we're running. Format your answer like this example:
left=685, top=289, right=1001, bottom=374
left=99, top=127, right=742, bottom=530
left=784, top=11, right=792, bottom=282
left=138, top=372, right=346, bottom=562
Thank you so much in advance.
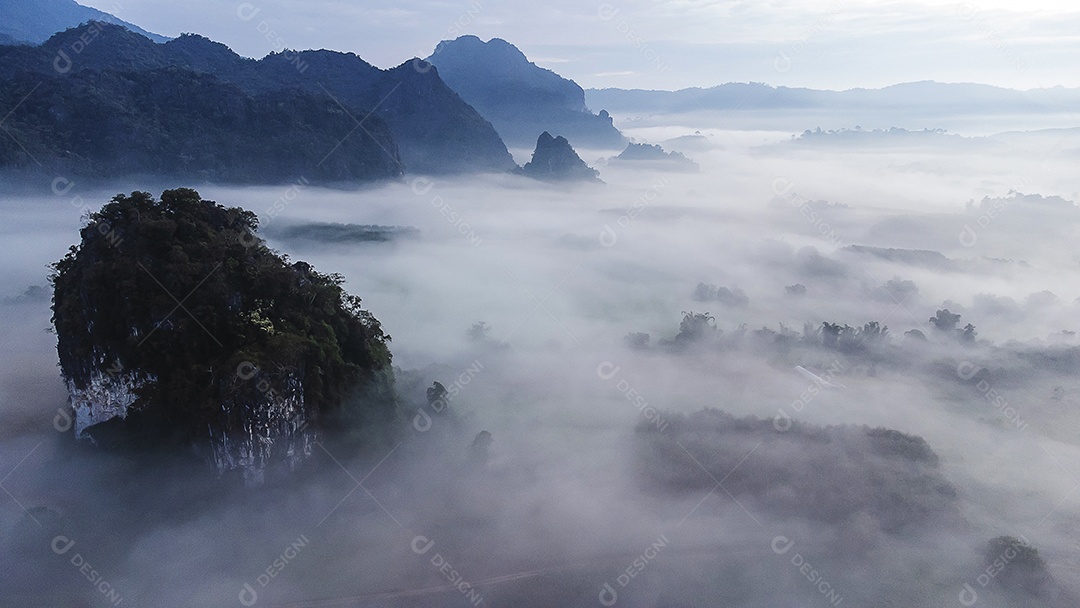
left=517, top=131, right=601, bottom=182
left=0, top=0, right=167, bottom=44
left=0, top=23, right=515, bottom=175
left=0, top=67, right=402, bottom=183
left=242, top=51, right=516, bottom=173
left=51, top=189, right=395, bottom=480
left=427, top=35, right=625, bottom=149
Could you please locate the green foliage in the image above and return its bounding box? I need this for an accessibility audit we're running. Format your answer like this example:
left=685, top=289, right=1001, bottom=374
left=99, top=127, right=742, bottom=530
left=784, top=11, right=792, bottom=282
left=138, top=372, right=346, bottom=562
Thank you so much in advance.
left=0, top=22, right=516, bottom=176
left=0, top=68, right=402, bottom=182
left=51, top=189, right=392, bottom=443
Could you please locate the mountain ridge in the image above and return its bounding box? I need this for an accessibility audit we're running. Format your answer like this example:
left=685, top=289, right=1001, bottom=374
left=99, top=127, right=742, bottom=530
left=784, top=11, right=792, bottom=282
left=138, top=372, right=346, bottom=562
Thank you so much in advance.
left=586, top=80, right=1080, bottom=115
left=0, top=23, right=516, bottom=177
left=0, top=0, right=167, bottom=44
left=427, top=35, right=625, bottom=149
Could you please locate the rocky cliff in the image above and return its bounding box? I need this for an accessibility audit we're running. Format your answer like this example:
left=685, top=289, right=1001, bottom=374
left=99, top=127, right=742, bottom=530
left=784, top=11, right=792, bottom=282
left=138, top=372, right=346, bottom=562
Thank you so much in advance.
left=51, top=189, right=395, bottom=481
left=517, top=132, right=602, bottom=182
left=427, top=36, right=625, bottom=149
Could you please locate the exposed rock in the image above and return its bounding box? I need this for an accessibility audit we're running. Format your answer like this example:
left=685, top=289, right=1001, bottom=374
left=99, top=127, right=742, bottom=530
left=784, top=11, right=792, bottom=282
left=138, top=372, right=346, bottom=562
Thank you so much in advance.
left=51, top=189, right=395, bottom=480
left=427, top=36, right=625, bottom=149
left=517, top=132, right=602, bottom=183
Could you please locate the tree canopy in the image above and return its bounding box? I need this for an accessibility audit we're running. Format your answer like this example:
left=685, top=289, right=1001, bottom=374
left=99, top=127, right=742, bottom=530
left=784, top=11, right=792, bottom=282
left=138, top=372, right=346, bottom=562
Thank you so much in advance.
left=51, top=188, right=392, bottom=445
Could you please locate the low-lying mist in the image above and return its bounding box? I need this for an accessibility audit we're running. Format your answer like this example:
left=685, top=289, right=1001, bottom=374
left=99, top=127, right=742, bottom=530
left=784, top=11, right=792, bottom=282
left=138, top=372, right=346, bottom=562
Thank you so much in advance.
left=2, top=120, right=1079, bottom=607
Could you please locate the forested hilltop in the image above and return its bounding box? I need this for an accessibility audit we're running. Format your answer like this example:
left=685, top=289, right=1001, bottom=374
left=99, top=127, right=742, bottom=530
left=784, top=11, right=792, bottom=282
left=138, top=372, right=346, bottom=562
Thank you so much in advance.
left=0, top=22, right=516, bottom=181
left=51, top=189, right=395, bottom=480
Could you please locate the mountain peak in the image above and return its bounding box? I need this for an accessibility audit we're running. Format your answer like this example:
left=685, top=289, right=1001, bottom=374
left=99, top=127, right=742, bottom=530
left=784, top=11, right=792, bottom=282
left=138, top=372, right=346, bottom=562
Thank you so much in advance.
left=518, top=131, right=601, bottom=182
left=426, top=36, right=625, bottom=148
left=37, top=21, right=164, bottom=72
left=162, top=32, right=246, bottom=73
left=430, top=35, right=537, bottom=77
left=433, top=35, right=528, bottom=63
left=0, top=0, right=167, bottom=44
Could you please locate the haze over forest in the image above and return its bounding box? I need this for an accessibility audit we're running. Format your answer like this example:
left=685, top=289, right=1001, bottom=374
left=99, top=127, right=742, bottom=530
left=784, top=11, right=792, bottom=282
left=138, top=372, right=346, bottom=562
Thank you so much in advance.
left=2, top=1, right=1080, bottom=607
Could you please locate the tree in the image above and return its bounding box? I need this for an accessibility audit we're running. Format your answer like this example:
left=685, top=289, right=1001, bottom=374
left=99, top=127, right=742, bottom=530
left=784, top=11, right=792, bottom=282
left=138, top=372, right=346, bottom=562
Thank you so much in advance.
left=427, top=381, right=448, bottom=408
left=467, top=321, right=491, bottom=342
left=929, top=309, right=961, bottom=332
left=675, top=311, right=718, bottom=344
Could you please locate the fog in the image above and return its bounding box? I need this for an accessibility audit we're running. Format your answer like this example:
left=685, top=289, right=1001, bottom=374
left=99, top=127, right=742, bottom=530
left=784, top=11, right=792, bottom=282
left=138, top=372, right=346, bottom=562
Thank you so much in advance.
left=2, top=116, right=1080, bottom=607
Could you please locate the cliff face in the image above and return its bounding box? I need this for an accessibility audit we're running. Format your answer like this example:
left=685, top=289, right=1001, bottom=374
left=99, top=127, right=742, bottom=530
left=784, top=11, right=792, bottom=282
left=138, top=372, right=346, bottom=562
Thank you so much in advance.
left=52, top=189, right=394, bottom=480
left=209, top=369, right=312, bottom=484
left=69, top=369, right=154, bottom=437
left=427, top=36, right=625, bottom=149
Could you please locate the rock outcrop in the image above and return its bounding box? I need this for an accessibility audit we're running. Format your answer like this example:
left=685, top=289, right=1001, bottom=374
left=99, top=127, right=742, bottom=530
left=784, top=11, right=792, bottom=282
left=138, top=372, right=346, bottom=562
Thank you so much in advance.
left=427, top=36, right=625, bottom=149
left=51, top=189, right=395, bottom=481
left=517, top=132, right=602, bottom=183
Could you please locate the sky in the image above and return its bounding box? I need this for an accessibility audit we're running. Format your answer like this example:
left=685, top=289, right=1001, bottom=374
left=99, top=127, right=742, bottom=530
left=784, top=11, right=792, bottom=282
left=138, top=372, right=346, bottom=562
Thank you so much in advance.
left=78, top=0, right=1080, bottom=91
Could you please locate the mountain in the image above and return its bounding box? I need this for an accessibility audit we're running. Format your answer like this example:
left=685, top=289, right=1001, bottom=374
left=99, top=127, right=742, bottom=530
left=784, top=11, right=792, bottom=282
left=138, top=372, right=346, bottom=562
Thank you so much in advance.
left=426, top=35, right=625, bottom=149
left=517, top=131, right=601, bottom=182
left=610, top=142, right=698, bottom=172
left=0, top=23, right=515, bottom=177
left=587, top=81, right=1080, bottom=115
left=0, top=0, right=167, bottom=44
left=0, top=67, right=402, bottom=183
left=51, top=189, right=395, bottom=479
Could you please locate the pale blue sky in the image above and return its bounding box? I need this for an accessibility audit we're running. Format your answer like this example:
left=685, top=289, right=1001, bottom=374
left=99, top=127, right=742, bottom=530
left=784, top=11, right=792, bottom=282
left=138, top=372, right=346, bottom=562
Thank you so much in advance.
left=80, top=0, right=1080, bottom=90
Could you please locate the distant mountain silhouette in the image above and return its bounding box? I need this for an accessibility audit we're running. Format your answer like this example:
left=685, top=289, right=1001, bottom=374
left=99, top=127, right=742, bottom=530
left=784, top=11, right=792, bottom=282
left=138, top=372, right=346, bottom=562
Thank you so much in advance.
left=517, top=132, right=601, bottom=182
left=0, top=23, right=515, bottom=178
left=587, top=81, right=1080, bottom=115
left=610, top=143, right=698, bottom=172
left=427, top=36, right=625, bottom=149
left=0, top=0, right=167, bottom=44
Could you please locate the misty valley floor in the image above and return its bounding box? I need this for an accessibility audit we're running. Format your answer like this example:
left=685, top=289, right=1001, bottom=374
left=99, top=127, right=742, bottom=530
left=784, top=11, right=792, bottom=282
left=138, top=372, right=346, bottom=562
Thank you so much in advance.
left=3, top=119, right=1080, bottom=606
